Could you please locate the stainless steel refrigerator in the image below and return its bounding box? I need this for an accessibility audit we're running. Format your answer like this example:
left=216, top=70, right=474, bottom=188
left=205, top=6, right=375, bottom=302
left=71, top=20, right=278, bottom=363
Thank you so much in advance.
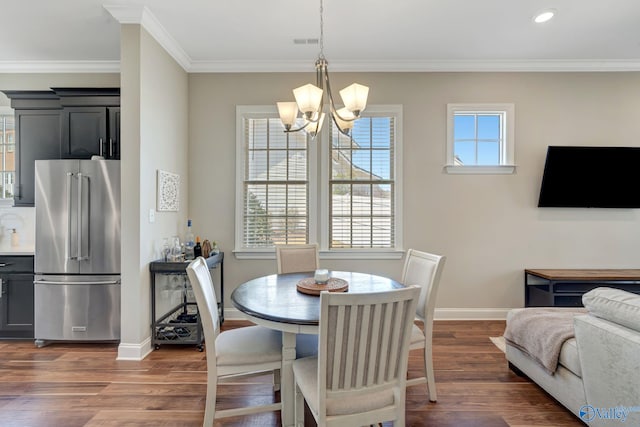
left=34, top=159, right=120, bottom=345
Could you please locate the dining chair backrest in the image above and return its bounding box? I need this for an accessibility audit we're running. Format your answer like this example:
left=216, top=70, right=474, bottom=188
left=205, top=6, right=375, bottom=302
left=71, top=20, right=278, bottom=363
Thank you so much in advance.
left=186, top=257, right=220, bottom=355
left=401, top=248, right=446, bottom=402
left=186, top=257, right=283, bottom=425
left=401, top=249, right=446, bottom=324
left=276, top=243, right=319, bottom=274
left=317, top=286, right=420, bottom=425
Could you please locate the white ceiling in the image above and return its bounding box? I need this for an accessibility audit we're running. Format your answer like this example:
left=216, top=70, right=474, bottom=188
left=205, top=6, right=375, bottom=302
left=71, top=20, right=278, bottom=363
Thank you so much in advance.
left=2, top=0, right=640, bottom=73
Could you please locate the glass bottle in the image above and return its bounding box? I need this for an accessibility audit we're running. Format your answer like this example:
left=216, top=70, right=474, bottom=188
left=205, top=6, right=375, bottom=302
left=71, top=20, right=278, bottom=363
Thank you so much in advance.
left=184, top=219, right=195, bottom=260
left=194, top=236, right=202, bottom=258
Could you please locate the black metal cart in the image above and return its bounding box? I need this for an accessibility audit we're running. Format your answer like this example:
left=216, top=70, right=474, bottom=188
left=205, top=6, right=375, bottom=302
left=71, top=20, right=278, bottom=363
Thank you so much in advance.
left=149, top=253, right=224, bottom=351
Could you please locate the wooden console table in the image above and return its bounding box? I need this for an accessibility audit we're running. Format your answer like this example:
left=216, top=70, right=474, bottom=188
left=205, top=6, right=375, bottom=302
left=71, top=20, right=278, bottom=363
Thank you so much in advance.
left=525, top=268, right=640, bottom=307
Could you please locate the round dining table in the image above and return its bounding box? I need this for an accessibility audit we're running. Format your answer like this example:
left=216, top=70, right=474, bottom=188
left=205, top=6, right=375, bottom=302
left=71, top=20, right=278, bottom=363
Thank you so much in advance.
left=231, top=270, right=405, bottom=427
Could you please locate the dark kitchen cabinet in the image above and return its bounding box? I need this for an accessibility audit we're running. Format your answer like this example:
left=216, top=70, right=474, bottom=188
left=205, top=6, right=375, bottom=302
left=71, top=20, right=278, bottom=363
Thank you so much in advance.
left=61, top=106, right=120, bottom=159
left=56, top=87, right=120, bottom=160
left=2, top=91, right=62, bottom=207
left=0, top=256, right=35, bottom=338
left=1, top=88, right=119, bottom=206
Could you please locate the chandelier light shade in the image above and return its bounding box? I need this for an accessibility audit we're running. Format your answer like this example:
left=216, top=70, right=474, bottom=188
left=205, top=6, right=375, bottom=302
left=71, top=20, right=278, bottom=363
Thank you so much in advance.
left=305, top=113, right=325, bottom=138
left=339, top=83, right=369, bottom=115
left=277, top=0, right=369, bottom=138
left=334, top=107, right=355, bottom=133
left=293, top=84, right=324, bottom=119
left=277, top=102, right=299, bottom=130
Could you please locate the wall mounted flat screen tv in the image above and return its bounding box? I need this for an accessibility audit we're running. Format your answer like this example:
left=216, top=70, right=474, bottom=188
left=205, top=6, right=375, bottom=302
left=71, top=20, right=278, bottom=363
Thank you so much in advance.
left=538, top=146, right=640, bottom=208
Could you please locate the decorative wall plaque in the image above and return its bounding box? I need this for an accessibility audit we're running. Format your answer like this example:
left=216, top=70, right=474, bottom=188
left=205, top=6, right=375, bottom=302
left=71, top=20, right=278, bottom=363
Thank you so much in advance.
left=157, top=170, right=180, bottom=212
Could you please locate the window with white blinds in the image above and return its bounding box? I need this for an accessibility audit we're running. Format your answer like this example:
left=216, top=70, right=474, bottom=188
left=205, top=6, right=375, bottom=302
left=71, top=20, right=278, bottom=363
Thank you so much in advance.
left=329, top=113, right=396, bottom=249
left=0, top=110, right=15, bottom=202
left=236, top=105, right=402, bottom=258
left=240, top=112, right=309, bottom=248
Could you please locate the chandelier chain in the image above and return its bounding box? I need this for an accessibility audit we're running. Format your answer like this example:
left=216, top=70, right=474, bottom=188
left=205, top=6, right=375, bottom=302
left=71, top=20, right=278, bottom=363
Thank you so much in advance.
left=319, top=0, right=325, bottom=59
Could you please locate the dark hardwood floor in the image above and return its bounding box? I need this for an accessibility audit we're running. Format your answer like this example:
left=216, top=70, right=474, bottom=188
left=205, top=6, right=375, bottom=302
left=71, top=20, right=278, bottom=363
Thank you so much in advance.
left=0, top=320, right=583, bottom=426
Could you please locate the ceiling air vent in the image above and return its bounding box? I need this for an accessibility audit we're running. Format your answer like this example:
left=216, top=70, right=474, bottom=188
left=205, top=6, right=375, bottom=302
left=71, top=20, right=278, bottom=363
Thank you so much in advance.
left=293, top=38, right=319, bottom=45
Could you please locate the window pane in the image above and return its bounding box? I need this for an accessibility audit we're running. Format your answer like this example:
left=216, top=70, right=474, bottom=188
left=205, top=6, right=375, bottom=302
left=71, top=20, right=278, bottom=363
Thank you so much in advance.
left=454, top=141, right=475, bottom=165
left=329, top=113, right=396, bottom=249
left=477, top=115, right=500, bottom=140
left=454, top=114, right=475, bottom=140
left=241, top=113, right=309, bottom=249
left=268, top=120, right=287, bottom=149
left=351, top=149, right=371, bottom=179
left=247, top=150, right=267, bottom=180
left=371, top=150, right=391, bottom=180
left=478, top=141, right=500, bottom=165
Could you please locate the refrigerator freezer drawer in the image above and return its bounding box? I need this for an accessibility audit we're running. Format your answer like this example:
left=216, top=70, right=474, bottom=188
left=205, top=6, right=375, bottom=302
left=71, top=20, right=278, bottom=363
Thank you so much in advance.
left=34, top=282, right=120, bottom=341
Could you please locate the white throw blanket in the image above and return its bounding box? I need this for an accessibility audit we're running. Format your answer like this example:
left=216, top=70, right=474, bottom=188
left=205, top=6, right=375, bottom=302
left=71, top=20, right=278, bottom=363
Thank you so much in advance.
left=504, top=308, right=586, bottom=375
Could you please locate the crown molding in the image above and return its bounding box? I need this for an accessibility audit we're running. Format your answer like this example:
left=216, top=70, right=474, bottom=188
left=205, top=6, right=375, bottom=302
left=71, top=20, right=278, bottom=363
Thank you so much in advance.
left=0, top=60, right=120, bottom=73
left=2, top=58, right=640, bottom=74
left=103, top=4, right=191, bottom=71
left=189, top=58, right=640, bottom=73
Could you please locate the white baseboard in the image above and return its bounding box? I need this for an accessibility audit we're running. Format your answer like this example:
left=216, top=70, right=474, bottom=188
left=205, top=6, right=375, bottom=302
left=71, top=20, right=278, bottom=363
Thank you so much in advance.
left=224, top=307, right=512, bottom=322
left=117, top=336, right=153, bottom=361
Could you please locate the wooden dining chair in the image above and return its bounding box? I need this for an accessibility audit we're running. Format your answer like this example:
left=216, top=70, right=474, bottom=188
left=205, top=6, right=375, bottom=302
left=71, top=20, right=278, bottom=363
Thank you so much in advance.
left=275, top=244, right=321, bottom=359
left=186, top=257, right=282, bottom=426
left=276, top=243, right=319, bottom=274
left=402, top=249, right=446, bottom=402
left=292, top=286, right=421, bottom=426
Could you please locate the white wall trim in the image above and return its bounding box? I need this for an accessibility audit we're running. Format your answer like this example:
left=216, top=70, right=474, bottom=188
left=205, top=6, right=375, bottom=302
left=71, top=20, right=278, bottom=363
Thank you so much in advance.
left=3, top=58, right=640, bottom=74
left=189, top=59, right=640, bottom=73
left=224, top=307, right=512, bottom=322
left=117, top=337, right=153, bottom=361
left=103, top=4, right=191, bottom=72
left=0, top=60, right=120, bottom=73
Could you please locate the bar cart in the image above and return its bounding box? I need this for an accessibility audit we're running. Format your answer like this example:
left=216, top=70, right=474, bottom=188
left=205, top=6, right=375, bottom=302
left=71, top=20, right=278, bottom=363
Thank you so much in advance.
left=149, top=253, right=224, bottom=350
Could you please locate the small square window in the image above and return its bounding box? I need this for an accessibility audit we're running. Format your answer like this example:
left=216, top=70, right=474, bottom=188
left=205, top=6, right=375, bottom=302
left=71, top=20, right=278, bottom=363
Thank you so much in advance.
left=445, top=103, right=515, bottom=174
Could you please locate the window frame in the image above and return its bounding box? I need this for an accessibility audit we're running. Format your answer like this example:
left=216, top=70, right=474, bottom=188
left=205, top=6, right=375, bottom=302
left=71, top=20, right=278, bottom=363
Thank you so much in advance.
left=0, top=107, right=15, bottom=206
left=234, top=105, right=318, bottom=259
left=319, top=105, right=403, bottom=260
left=235, top=105, right=403, bottom=260
left=445, top=103, right=516, bottom=175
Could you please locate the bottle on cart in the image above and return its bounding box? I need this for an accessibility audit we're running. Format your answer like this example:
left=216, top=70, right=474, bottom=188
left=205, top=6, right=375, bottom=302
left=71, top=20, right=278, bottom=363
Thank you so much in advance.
left=194, top=236, right=202, bottom=258
left=184, top=219, right=195, bottom=260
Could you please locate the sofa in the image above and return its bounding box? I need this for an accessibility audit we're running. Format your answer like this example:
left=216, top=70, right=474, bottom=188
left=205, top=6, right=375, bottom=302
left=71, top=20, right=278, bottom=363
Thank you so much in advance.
left=505, top=287, right=640, bottom=426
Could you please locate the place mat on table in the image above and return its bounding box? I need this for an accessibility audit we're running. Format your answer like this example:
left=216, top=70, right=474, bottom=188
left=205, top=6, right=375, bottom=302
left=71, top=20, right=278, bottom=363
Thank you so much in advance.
left=296, top=277, right=348, bottom=296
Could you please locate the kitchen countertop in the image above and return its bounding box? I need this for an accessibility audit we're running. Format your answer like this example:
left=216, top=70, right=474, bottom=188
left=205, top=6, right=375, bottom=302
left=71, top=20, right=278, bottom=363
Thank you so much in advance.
left=0, top=243, right=35, bottom=256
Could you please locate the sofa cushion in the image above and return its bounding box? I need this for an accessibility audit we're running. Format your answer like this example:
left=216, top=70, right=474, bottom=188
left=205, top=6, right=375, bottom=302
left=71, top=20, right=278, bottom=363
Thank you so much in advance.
left=557, top=338, right=581, bottom=378
left=582, top=287, right=640, bottom=332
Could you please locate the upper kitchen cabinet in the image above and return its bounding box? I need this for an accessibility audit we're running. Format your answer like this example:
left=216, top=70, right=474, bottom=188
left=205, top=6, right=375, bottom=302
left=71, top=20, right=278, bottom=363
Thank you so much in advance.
left=1, top=88, right=120, bottom=207
left=54, top=88, right=120, bottom=160
left=2, top=91, right=62, bottom=207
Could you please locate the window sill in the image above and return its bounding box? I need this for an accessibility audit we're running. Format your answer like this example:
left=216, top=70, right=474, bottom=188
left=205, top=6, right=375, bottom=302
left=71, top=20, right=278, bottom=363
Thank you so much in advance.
left=443, top=165, right=516, bottom=175
left=233, top=249, right=405, bottom=261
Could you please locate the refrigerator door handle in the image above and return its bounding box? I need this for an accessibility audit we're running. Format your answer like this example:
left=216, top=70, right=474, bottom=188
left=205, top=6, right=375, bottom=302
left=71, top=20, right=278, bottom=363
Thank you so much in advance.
left=67, top=172, right=77, bottom=261
left=77, top=173, right=90, bottom=261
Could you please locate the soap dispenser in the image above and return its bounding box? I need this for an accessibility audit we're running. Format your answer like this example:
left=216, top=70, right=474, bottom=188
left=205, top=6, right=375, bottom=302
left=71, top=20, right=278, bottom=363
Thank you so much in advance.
left=10, top=228, right=19, bottom=247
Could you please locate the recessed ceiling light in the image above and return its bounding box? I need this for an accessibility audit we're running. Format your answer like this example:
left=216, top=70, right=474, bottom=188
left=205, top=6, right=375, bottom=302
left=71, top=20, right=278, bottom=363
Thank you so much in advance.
left=533, top=9, right=556, bottom=24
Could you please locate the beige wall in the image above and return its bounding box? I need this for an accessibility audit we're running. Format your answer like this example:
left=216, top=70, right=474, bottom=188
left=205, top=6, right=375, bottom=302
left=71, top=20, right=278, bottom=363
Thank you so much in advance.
left=189, top=72, right=640, bottom=316
left=119, top=25, right=189, bottom=357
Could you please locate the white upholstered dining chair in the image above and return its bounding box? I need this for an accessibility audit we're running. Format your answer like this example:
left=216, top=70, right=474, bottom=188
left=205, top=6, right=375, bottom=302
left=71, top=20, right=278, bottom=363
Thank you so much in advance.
left=292, top=286, right=421, bottom=427
left=186, top=257, right=282, bottom=426
left=276, top=243, right=320, bottom=274
left=402, top=249, right=446, bottom=402
left=275, top=244, right=320, bottom=359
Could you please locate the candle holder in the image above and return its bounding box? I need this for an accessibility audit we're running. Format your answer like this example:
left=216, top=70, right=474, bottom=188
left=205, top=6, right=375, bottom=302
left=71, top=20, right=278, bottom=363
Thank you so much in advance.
left=314, top=269, right=329, bottom=284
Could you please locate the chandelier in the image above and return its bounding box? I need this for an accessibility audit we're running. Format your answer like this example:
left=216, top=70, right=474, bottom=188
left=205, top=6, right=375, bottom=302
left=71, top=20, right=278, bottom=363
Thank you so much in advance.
left=276, top=0, right=369, bottom=138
